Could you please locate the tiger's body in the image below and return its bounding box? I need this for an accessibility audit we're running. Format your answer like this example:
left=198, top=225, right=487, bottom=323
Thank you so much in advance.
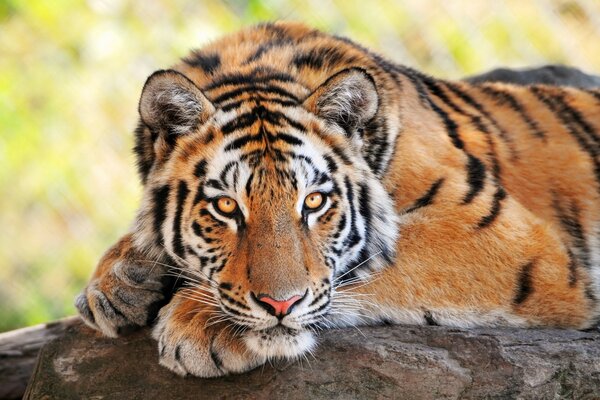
left=76, top=22, right=600, bottom=377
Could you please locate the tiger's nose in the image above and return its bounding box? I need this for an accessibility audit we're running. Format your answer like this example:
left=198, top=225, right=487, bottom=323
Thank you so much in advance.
left=252, top=292, right=306, bottom=318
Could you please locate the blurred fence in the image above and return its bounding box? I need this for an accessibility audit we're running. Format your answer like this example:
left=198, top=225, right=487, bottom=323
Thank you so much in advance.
left=1, top=0, right=599, bottom=332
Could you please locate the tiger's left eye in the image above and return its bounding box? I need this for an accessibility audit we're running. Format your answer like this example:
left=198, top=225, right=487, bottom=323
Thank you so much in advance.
left=216, top=197, right=238, bottom=214
left=304, top=192, right=324, bottom=210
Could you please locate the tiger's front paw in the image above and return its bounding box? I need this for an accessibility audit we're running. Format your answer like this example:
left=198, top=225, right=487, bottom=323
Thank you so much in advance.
left=152, top=293, right=266, bottom=377
left=75, top=234, right=169, bottom=337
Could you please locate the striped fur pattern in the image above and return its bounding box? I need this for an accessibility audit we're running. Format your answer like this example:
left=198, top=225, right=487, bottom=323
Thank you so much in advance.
left=76, top=22, right=600, bottom=377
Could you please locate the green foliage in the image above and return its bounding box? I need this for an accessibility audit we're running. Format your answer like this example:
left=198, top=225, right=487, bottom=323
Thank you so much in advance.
left=1, top=0, right=599, bottom=332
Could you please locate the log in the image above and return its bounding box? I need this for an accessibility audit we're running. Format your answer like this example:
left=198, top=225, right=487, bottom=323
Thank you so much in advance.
left=0, top=316, right=79, bottom=400
left=21, top=318, right=600, bottom=399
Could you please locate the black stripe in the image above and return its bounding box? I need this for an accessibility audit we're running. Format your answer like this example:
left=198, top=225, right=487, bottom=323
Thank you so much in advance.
left=199, top=208, right=227, bottom=227
left=293, top=46, right=356, bottom=70
left=172, top=181, right=189, bottom=258
left=209, top=338, right=224, bottom=372
left=533, top=88, right=600, bottom=145
left=151, top=185, right=171, bottom=245
left=514, top=261, right=535, bottom=305
left=245, top=173, right=254, bottom=197
left=329, top=145, right=352, bottom=165
left=194, top=159, right=207, bottom=178
left=244, top=39, right=291, bottom=64
left=220, top=112, right=258, bottom=135
left=531, top=87, right=600, bottom=194
left=307, top=297, right=332, bottom=317
left=183, top=52, right=221, bottom=75
left=221, top=303, right=252, bottom=318
left=566, top=249, right=578, bottom=287
left=396, top=66, right=430, bottom=105
left=211, top=84, right=300, bottom=105
left=205, top=179, right=224, bottom=190
left=224, top=134, right=264, bottom=152
left=423, top=311, right=439, bottom=326
left=98, top=293, right=127, bottom=320
left=274, top=132, right=303, bottom=146
left=203, top=130, right=215, bottom=145
left=334, top=213, right=347, bottom=240
left=585, top=285, right=597, bottom=304
left=420, top=75, right=502, bottom=181
left=342, top=176, right=361, bottom=250
left=405, top=178, right=445, bottom=213
left=219, top=161, right=236, bottom=184
left=419, top=76, right=466, bottom=149
left=479, top=85, right=546, bottom=139
left=174, top=345, right=183, bottom=362
left=355, top=183, right=373, bottom=274
left=445, top=82, right=518, bottom=159
left=552, top=193, right=591, bottom=269
left=221, top=96, right=298, bottom=112
left=232, top=164, right=240, bottom=188
left=221, top=292, right=251, bottom=310
left=309, top=290, right=329, bottom=307
left=191, top=221, right=212, bottom=243
left=203, top=71, right=295, bottom=91
left=323, top=154, right=338, bottom=173
left=477, top=186, right=506, bottom=229
left=193, top=185, right=207, bottom=205
left=262, top=110, right=307, bottom=133
left=365, top=117, right=392, bottom=177
left=463, top=154, right=486, bottom=204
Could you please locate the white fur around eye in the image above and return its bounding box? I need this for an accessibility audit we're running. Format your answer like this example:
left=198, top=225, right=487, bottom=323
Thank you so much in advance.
left=305, top=196, right=331, bottom=227
left=208, top=203, right=239, bottom=232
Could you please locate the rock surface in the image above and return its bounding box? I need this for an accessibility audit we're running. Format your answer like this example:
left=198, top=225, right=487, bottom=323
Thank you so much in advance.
left=23, top=319, right=600, bottom=400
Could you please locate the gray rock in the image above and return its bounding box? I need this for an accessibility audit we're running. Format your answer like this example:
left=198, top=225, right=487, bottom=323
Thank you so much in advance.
left=23, top=319, right=600, bottom=400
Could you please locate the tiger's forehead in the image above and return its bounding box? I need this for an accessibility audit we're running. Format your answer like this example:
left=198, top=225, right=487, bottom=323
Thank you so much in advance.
left=170, top=102, right=334, bottom=197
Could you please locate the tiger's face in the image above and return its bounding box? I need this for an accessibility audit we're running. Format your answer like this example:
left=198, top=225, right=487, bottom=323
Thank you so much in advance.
left=134, top=68, right=398, bottom=358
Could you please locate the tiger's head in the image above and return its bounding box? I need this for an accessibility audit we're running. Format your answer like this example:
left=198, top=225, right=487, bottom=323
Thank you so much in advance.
left=133, top=66, right=398, bottom=359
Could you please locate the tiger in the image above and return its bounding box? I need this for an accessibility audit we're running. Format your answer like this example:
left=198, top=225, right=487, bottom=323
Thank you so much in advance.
left=75, top=21, right=600, bottom=377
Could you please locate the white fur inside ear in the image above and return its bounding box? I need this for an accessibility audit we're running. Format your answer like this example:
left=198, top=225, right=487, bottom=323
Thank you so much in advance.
left=313, top=68, right=379, bottom=134
left=153, top=86, right=204, bottom=135
left=139, top=70, right=214, bottom=136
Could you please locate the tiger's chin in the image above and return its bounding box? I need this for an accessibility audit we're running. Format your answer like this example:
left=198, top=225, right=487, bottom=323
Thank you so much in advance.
left=244, top=326, right=316, bottom=360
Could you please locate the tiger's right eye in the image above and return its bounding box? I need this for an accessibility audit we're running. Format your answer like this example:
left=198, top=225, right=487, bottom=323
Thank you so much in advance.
left=215, top=197, right=238, bottom=215
left=304, top=192, right=324, bottom=210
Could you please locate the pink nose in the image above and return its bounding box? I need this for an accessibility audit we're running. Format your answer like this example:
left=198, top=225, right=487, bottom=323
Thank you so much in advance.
left=254, top=293, right=305, bottom=317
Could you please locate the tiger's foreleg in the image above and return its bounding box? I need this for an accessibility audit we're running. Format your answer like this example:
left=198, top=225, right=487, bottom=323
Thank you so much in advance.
left=75, top=234, right=173, bottom=337
left=152, top=291, right=266, bottom=377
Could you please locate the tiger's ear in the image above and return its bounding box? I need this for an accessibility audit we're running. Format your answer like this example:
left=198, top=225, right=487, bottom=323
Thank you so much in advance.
left=139, top=69, right=215, bottom=137
left=304, top=68, right=378, bottom=136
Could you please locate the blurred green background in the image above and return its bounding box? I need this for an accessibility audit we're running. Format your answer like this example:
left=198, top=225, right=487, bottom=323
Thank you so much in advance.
left=1, top=0, right=600, bottom=332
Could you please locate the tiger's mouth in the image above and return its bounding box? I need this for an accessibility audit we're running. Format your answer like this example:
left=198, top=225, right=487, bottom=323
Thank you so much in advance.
left=244, top=326, right=316, bottom=360
left=257, top=325, right=300, bottom=337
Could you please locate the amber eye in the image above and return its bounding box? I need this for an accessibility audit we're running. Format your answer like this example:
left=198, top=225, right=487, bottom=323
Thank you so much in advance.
left=304, top=192, right=324, bottom=210
left=216, top=197, right=238, bottom=215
